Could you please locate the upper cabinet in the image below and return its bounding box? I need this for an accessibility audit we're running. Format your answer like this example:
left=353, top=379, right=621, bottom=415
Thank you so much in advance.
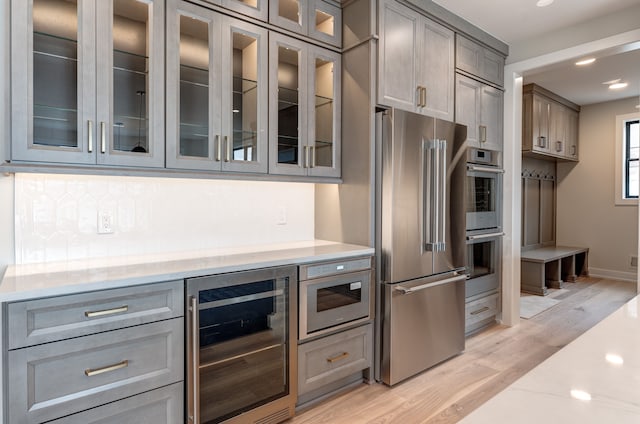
left=455, top=74, right=503, bottom=152
left=456, top=35, right=505, bottom=88
left=269, top=0, right=342, bottom=47
left=378, top=0, right=455, bottom=121
left=11, top=0, right=165, bottom=168
left=268, top=32, right=341, bottom=178
left=166, top=0, right=268, bottom=173
left=522, top=83, right=580, bottom=162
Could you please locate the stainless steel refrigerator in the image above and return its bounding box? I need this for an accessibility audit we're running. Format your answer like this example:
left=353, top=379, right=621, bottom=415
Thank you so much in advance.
left=377, top=108, right=467, bottom=386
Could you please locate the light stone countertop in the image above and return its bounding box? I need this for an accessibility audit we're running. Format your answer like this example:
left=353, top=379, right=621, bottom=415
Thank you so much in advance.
left=461, top=294, right=640, bottom=423
left=0, top=240, right=374, bottom=302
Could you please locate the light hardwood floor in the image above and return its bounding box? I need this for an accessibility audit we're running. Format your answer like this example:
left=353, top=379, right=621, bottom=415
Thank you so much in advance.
left=290, top=277, right=636, bottom=424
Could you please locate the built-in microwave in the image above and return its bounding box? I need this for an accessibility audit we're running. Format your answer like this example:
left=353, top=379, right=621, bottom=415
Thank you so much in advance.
left=299, top=259, right=373, bottom=341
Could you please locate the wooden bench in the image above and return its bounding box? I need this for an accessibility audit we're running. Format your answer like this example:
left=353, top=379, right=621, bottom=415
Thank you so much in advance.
left=521, top=246, right=589, bottom=296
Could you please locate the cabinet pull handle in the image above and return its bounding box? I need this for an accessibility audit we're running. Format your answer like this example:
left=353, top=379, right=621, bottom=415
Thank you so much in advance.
left=100, top=121, right=106, bottom=153
left=416, top=86, right=422, bottom=107
left=422, top=86, right=427, bottom=107
left=85, top=359, right=128, bottom=377
left=310, top=145, right=316, bottom=168
left=187, top=296, right=200, bottom=424
left=571, top=145, right=576, bottom=156
left=470, top=306, right=490, bottom=315
left=215, top=135, right=221, bottom=162
left=556, top=141, right=563, bottom=152
left=479, top=125, right=487, bottom=143
left=304, top=145, right=309, bottom=168
left=224, top=136, right=230, bottom=162
left=538, top=136, right=546, bottom=148
left=327, top=352, right=349, bottom=363
left=85, top=305, right=128, bottom=318
left=88, top=120, right=93, bottom=153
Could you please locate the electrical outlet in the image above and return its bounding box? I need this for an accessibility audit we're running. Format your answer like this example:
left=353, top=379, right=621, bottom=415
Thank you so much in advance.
left=98, top=211, right=114, bottom=234
left=277, top=206, right=287, bottom=225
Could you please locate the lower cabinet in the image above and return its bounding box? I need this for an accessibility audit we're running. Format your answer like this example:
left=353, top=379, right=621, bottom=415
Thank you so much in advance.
left=48, top=382, right=184, bottom=424
left=297, top=323, right=373, bottom=405
left=465, top=292, right=499, bottom=335
left=3, top=281, right=184, bottom=424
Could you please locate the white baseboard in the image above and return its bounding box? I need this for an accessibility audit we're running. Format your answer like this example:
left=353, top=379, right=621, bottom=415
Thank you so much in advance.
left=588, top=267, right=637, bottom=283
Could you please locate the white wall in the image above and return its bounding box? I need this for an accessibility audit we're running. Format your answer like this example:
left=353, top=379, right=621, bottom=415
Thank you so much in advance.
left=0, top=0, right=13, bottom=279
left=14, top=174, right=315, bottom=264
left=557, top=97, right=639, bottom=281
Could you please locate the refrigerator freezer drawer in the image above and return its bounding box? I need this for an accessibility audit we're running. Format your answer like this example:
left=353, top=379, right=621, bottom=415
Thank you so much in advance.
left=381, top=272, right=466, bottom=386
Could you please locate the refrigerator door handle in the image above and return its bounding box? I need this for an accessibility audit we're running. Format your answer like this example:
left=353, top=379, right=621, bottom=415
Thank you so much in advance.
left=423, top=139, right=437, bottom=251
left=394, top=274, right=467, bottom=294
left=438, top=139, right=447, bottom=252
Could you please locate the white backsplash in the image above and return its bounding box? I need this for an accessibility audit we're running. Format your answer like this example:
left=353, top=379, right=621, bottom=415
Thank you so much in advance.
left=14, top=173, right=315, bottom=264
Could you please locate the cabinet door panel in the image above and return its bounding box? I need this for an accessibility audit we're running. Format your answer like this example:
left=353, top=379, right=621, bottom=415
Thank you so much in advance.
left=269, top=33, right=307, bottom=176
left=222, top=0, right=268, bottom=20
left=532, top=95, right=551, bottom=154
left=270, top=0, right=308, bottom=35
left=96, top=0, right=165, bottom=168
left=221, top=17, right=268, bottom=173
left=310, top=0, right=342, bottom=47
left=166, top=0, right=223, bottom=170
left=308, top=46, right=341, bottom=178
left=418, top=18, right=454, bottom=120
left=566, top=110, right=579, bottom=160
left=455, top=74, right=480, bottom=148
left=12, top=0, right=96, bottom=164
left=480, top=85, right=503, bottom=151
left=378, top=0, right=419, bottom=112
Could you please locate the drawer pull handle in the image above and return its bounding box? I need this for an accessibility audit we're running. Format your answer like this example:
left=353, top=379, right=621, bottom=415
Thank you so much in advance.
left=470, top=306, right=490, bottom=316
left=85, top=305, right=128, bottom=318
left=327, top=352, right=349, bottom=363
left=85, top=359, right=129, bottom=377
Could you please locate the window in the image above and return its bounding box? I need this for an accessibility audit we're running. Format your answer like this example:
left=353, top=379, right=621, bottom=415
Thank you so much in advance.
left=625, top=119, right=640, bottom=199
left=615, top=112, right=640, bottom=206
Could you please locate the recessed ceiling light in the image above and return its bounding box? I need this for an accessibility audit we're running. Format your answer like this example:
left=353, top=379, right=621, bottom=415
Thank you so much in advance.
left=570, top=389, right=592, bottom=401
left=609, top=82, right=628, bottom=90
left=602, top=79, right=621, bottom=85
left=605, top=353, right=624, bottom=365
left=536, top=0, right=554, bottom=6
left=575, top=58, right=596, bottom=66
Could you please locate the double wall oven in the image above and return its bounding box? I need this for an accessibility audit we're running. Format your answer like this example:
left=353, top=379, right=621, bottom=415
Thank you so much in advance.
left=466, top=148, right=504, bottom=297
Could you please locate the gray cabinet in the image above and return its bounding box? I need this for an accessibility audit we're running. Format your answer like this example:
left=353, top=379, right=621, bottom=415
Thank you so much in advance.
left=465, top=292, right=499, bottom=335
left=378, top=0, right=454, bottom=120
left=523, top=83, right=580, bottom=161
left=166, top=0, right=269, bottom=173
left=456, top=34, right=505, bottom=87
left=11, top=0, right=165, bottom=168
left=269, top=0, right=342, bottom=47
left=4, top=281, right=184, bottom=423
left=455, top=73, right=503, bottom=152
left=269, top=33, right=341, bottom=178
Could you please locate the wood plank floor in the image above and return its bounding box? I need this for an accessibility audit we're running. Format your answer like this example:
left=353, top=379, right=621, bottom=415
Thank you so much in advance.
left=290, top=277, right=636, bottom=424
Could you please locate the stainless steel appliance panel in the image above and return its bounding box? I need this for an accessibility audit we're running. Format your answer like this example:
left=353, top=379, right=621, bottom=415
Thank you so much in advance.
left=465, top=231, right=503, bottom=298
left=466, top=164, right=503, bottom=232
left=380, top=110, right=466, bottom=284
left=381, top=271, right=466, bottom=386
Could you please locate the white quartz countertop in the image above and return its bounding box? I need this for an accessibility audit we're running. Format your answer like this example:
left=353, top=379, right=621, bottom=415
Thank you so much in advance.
left=462, top=294, right=640, bottom=423
left=0, top=240, right=374, bottom=302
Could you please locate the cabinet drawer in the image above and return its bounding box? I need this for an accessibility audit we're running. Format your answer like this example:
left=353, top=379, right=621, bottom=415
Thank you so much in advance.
left=465, top=293, right=499, bottom=328
left=298, top=324, right=372, bottom=395
left=7, top=280, right=184, bottom=349
left=8, top=318, right=184, bottom=424
left=48, top=382, right=184, bottom=424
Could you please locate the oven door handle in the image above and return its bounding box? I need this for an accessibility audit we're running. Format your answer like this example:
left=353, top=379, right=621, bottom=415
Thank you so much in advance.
left=467, top=164, right=505, bottom=174
left=187, top=296, right=200, bottom=424
left=466, top=231, right=505, bottom=241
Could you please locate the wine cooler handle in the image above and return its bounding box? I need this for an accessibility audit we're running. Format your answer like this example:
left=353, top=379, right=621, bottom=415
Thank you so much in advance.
left=188, top=296, right=200, bottom=424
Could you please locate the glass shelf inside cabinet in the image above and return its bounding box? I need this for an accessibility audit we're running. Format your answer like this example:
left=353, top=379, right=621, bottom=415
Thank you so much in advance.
left=278, top=86, right=299, bottom=109
left=232, top=130, right=258, bottom=161
left=179, top=64, right=209, bottom=159
left=33, top=32, right=79, bottom=148
left=315, top=94, right=333, bottom=108
left=232, top=76, right=258, bottom=95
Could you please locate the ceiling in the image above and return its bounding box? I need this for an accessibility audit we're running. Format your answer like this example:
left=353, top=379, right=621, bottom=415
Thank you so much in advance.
left=433, top=0, right=640, bottom=106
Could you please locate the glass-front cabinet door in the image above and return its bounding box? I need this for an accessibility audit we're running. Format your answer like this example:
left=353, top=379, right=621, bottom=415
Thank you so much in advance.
left=269, top=0, right=306, bottom=35
left=166, top=0, right=223, bottom=171
left=308, top=45, right=340, bottom=178
left=221, top=0, right=268, bottom=20
left=96, top=0, right=165, bottom=167
left=12, top=0, right=96, bottom=164
left=268, top=33, right=307, bottom=176
left=310, top=0, right=341, bottom=47
left=11, top=0, right=164, bottom=167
